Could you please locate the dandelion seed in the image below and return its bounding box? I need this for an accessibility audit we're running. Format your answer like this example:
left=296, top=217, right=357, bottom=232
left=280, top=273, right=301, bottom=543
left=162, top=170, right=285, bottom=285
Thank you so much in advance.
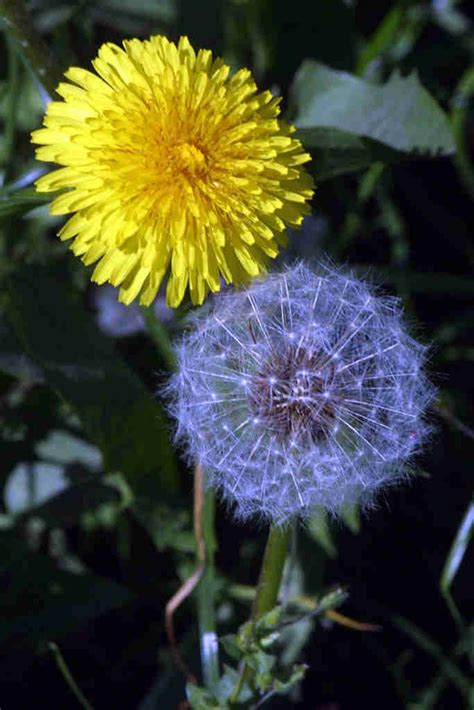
left=165, top=263, right=435, bottom=524
left=31, top=35, right=314, bottom=307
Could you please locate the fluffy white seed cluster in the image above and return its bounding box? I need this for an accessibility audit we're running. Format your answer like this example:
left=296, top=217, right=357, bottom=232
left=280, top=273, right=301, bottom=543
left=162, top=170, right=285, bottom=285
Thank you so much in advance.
left=166, top=263, right=434, bottom=525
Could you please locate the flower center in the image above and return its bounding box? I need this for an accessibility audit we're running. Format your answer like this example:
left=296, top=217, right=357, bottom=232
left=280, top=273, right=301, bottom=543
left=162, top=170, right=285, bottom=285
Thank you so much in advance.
left=249, top=345, right=336, bottom=444
left=173, top=141, right=208, bottom=178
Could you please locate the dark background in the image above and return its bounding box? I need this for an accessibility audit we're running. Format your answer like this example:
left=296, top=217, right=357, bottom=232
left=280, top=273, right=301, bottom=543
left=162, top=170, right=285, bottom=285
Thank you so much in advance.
left=0, top=1, right=473, bottom=708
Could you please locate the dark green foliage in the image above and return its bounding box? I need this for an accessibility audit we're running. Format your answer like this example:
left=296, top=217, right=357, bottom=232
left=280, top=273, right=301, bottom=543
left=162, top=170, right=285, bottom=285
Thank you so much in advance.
left=0, top=1, right=473, bottom=708
left=4, top=264, right=178, bottom=498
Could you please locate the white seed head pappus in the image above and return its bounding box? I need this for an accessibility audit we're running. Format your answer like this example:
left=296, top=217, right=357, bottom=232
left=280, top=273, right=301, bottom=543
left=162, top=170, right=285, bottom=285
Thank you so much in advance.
left=165, top=263, right=434, bottom=524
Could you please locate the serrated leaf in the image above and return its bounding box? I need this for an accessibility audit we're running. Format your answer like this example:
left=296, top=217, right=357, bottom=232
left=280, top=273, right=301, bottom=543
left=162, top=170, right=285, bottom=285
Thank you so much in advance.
left=4, top=264, right=178, bottom=499
left=292, top=61, right=455, bottom=159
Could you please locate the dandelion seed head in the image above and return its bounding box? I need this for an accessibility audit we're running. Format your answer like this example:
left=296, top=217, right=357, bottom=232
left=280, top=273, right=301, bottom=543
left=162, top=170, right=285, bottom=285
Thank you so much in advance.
left=165, top=263, right=435, bottom=524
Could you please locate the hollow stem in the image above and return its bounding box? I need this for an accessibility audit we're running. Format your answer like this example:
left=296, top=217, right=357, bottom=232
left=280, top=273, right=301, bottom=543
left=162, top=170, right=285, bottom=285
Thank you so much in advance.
left=252, top=524, right=291, bottom=619
left=195, top=468, right=220, bottom=691
left=0, top=0, right=61, bottom=95
left=140, top=305, right=176, bottom=372
left=231, top=524, right=291, bottom=704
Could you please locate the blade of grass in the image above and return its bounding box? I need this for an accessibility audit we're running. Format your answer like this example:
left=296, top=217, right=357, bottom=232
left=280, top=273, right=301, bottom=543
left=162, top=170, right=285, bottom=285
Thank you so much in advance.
left=440, top=499, right=474, bottom=629
left=48, top=642, right=93, bottom=710
left=0, top=0, right=61, bottom=95
left=392, top=615, right=472, bottom=700
left=1, top=34, right=19, bottom=180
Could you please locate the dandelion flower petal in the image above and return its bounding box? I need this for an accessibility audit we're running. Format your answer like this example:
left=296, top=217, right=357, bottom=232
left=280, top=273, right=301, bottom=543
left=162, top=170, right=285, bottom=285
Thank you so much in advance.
left=32, top=35, right=314, bottom=307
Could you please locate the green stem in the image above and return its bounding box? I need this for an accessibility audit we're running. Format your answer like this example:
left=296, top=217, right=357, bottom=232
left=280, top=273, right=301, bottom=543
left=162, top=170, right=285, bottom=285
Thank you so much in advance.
left=196, top=481, right=220, bottom=691
left=1, top=34, right=19, bottom=179
left=48, top=642, right=93, bottom=710
left=252, top=525, right=291, bottom=619
left=0, top=0, right=61, bottom=95
left=231, top=524, right=291, bottom=704
left=140, top=305, right=177, bottom=372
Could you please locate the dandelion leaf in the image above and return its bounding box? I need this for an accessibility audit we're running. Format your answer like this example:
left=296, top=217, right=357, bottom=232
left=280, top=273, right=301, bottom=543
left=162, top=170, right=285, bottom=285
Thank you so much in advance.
left=292, top=61, right=455, bottom=179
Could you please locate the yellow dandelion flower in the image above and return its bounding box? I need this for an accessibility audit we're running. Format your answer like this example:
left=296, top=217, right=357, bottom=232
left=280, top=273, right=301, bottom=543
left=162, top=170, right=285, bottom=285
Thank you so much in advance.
left=31, top=35, right=314, bottom=307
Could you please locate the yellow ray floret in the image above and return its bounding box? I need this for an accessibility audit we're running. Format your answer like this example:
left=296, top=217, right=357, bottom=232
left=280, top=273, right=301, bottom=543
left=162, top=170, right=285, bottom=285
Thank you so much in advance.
left=32, top=35, right=314, bottom=307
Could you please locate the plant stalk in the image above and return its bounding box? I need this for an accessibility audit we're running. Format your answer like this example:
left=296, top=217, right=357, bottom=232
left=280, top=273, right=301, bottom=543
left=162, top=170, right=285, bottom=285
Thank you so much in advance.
left=140, top=305, right=176, bottom=372
left=196, top=475, right=220, bottom=691
left=231, top=524, right=291, bottom=703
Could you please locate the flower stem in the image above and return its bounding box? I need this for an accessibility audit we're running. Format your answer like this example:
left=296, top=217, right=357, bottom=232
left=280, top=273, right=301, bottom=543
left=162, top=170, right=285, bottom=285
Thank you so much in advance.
left=0, top=0, right=61, bottom=96
left=140, top=305, right=176, bottom=372
left=195, top=474, right=220, bottom=691
left=231, top=524, right=291, bottom=703
left=252, top=524, right=291, bottom=619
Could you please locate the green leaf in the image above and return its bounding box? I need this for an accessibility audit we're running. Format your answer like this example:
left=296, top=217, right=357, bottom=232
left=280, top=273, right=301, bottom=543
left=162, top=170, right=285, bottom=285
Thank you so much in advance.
left=440, top=500, right=474, bottom=590
left=4, top=263, right=178, bottom=499
left=273, top=663, right=307, bottom=694
left=340, top=502, right=361, bottom=534
left=292, top=61, right=455, bottom=173
left=0, top=187, right=49, bottom=220
left=220, top=633, right=241, bottom=661
left=356, top=3, right=404, bottom=75
left=247, top=648, right=275, bottom=677
left=214, top=664, right=249, bottom=704
left=216, top=664, right=252, bottom=704
left=316, top=586, right=349, bottom=614
left=295, top=126, right=402, bottom=181
left=36, top=430, right=102, bottom=470
left=307, top=509, right=337, bottom=558
left=97, top=0, right=176, bottom=21
left=439, top=499, right=474, bottom=627
left=186, top=684, right=212, bottom=710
